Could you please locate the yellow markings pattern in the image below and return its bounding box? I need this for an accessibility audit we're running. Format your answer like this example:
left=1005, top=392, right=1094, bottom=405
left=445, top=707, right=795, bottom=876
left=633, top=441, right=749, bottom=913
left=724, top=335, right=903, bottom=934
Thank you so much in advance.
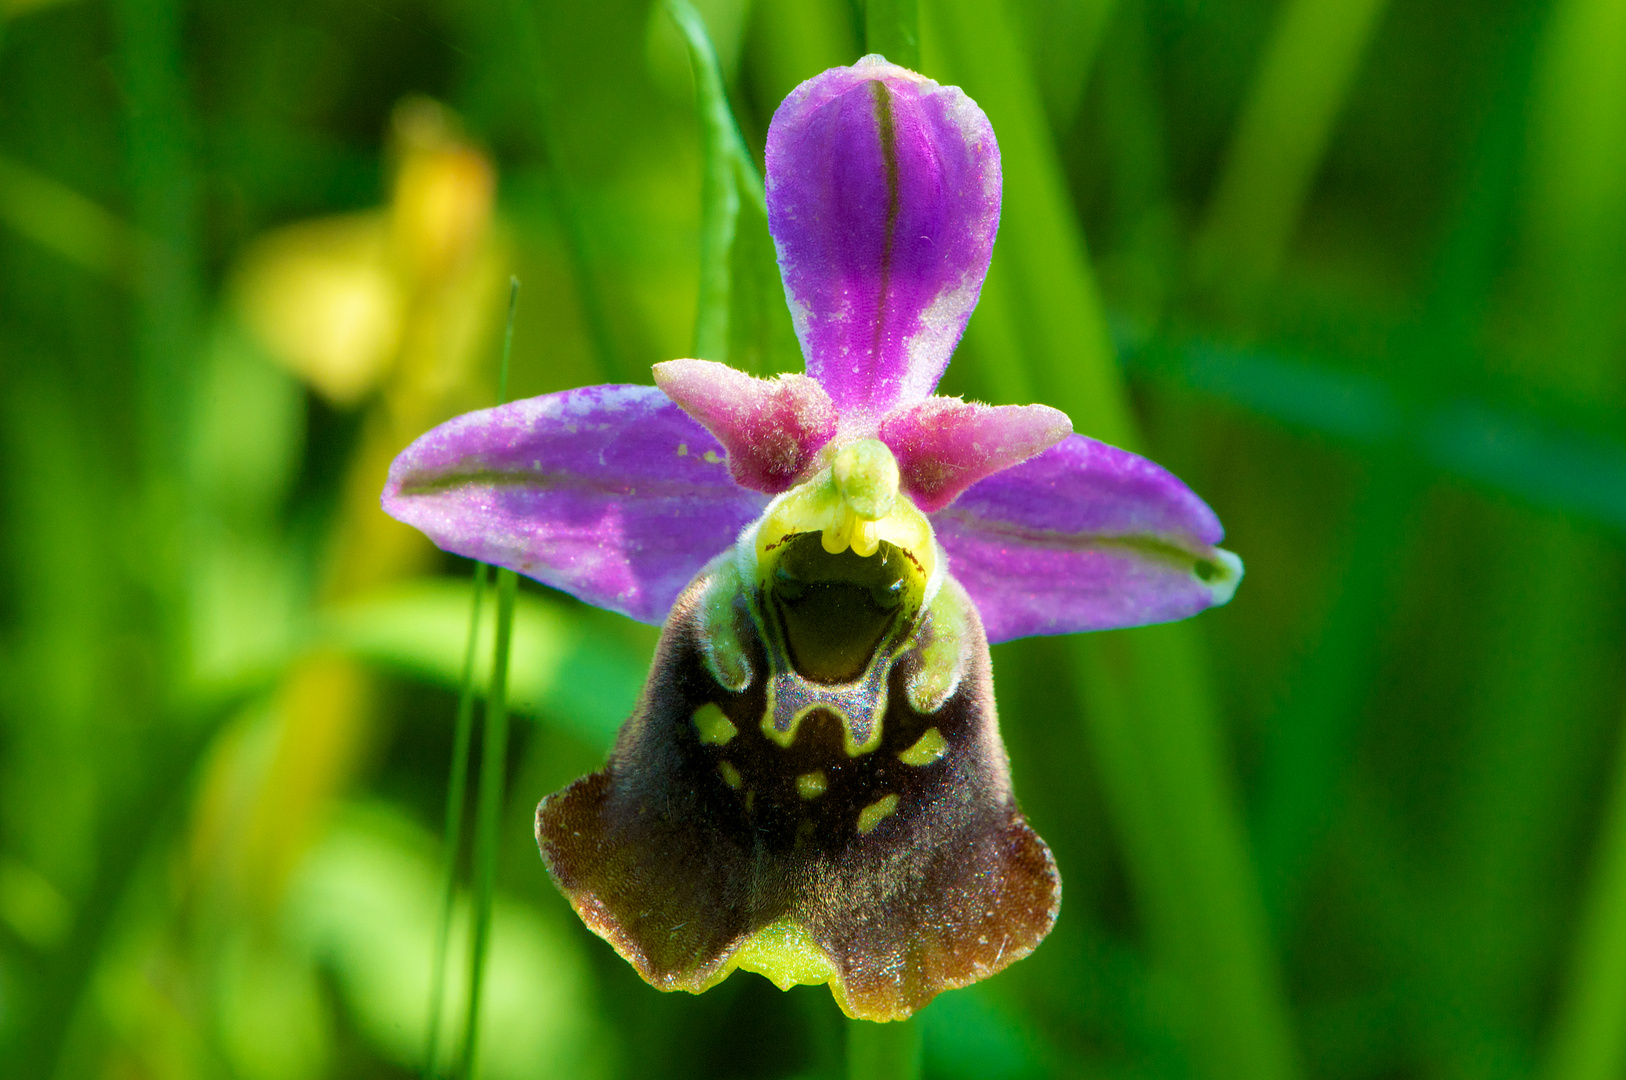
left=856, top=793, right=899, bottom=834
left=898, top=727, right=947, bottom=766
left=795, top=771, right=828, bottom=799
left=761, top=696, right=886, bottom=758
left=693, top=703, right=738, bottom=745
left=718, top=761, right=742, bottom=789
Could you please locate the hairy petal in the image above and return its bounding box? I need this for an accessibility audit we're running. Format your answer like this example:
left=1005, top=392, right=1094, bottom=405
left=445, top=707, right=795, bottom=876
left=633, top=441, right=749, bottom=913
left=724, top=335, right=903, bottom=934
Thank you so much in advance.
left=880, top=397, right=1072, bottom=513
left=382, top=385, right=767, bottom=623
left=537, top=569, right=1058, bottom=1021
left=653, top=359, right=838, bottom=493
left=766, top=55, right=1000, bottom=418
left=932, top=435, right=1243, bottom=642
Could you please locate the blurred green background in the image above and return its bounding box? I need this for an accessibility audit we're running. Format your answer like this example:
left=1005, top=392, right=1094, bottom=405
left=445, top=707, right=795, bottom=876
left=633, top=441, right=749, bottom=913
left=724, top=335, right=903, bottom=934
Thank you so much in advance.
left=3, top=0, right=1626, bottom=1076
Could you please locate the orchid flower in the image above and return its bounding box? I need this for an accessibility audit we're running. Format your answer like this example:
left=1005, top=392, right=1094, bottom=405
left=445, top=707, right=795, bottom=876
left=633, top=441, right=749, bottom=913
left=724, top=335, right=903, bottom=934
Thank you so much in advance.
left=382, top=56, right=1241, bottom=1022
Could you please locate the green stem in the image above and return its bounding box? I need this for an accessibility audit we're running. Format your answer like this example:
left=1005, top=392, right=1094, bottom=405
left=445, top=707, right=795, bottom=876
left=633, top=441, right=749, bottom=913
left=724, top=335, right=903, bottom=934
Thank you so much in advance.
left=665, top=0, right=743, bottom=362
left=865, top=0, right=920, bottom=70
left=422, top=560, right=490, bottom=1079
left=428, top=280, right=518, bottom=1079
left=497, top=277, right=520, bottom=403
left=457, top=566, right=518, bottom=1079
left=847, top=1017, right=922, bottom=1080
left=663, top=0, right=768, bottom=365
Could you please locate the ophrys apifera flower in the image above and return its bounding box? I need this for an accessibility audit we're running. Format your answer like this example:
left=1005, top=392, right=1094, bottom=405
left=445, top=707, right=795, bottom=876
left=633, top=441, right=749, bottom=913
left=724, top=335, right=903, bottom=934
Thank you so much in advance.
left=383, top=56, right=1241, bottom=1021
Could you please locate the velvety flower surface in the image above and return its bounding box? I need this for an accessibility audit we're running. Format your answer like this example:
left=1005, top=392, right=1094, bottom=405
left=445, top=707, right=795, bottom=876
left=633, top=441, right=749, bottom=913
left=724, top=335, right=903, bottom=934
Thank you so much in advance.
left=383, top=56, right=1241, bottom=1021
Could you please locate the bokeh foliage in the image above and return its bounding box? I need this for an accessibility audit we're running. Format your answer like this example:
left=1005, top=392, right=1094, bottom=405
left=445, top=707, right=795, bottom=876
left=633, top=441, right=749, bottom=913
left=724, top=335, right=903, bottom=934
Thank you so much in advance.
left=2, top=0, right=1625, bottom=1077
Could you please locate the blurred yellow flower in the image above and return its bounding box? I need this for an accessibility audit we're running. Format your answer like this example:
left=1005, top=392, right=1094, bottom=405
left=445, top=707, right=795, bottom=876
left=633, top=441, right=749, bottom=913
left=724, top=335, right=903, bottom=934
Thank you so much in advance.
left=230, top=97, right=498, bottom=409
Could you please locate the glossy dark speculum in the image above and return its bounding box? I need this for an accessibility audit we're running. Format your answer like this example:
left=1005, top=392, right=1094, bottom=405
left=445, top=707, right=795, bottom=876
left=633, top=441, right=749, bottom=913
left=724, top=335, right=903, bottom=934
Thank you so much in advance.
left=536, top=537, right=1060, bottom=1021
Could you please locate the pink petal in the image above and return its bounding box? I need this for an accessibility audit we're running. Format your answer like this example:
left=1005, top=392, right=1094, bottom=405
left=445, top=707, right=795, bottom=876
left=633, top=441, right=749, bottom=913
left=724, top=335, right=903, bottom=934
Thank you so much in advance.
left=879, top=397, right=1071, bottom=512
left=653, top=359, right=838, bottom=493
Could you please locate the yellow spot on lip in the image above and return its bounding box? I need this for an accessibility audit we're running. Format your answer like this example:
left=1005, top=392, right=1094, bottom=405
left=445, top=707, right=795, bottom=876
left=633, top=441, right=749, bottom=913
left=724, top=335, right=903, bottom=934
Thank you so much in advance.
left=795, top=771, right=828, bottom=799
left=856, top=793, right=899, bottom=834
left=898, top=727, right=947, bottom=766
left=694, top=703, right=738, bottom=746
left=718, top=761, right=742, bottom=789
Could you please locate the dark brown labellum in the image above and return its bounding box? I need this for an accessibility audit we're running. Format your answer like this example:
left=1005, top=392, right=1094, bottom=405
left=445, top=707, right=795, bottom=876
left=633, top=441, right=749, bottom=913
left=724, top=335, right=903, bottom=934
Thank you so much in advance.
left=535, top=549, right=1060, bottom=1021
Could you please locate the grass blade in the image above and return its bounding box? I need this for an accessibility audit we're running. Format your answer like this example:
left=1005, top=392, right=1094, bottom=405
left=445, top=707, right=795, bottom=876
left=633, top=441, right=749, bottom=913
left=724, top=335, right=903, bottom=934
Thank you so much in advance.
left=428, top=280, right=519, bottom=1079
left=422, top=561, right=489, bottom=1078
left=505, top=0, right=623, bottom=381
left=665, top=0, right=748, bottom=363
left=664, top=0, right=801, bottom=375
left=866, top=0, right=920, bottom=70
left=924, top=3, right=1299, bottom=1076
left=1542, top=698, right=1626, bottom=1080
left=456, top=564, right=518, bottom=1079
left=1192, top=0, right=1393, bottom=293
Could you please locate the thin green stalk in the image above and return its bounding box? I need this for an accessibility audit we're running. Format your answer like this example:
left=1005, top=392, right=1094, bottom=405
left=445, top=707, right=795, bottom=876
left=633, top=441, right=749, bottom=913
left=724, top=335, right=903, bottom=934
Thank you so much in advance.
left=497, top=278, right=520, bottom=403
left=865, top=0, right=920, bottom=70
left=457, top=565, right=518, bottom=1080
left=665, top=0, right=750, bottom=362
left=847, top=1017, right=922, bottom=1080
left=453, top=280, right=521, bottom=1079
left=425, top=280, right=518, bottom=1079
left=1530, top=7, right=1626, bottom=1076
left=422, top=560, right=490, bottom=1079
left=113, top=0, right=199, bottom=482
left=111, top=0, right=199, bottom=692
left=1423, top=0, right=1626, bottom=1064
left=663, top=0, right=795, bottom=378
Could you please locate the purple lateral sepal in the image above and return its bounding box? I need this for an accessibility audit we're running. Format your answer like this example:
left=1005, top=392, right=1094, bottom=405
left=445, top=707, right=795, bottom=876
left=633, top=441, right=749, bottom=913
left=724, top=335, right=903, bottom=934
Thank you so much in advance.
left=382, top=385, right=768, bottom=623
left=766, top=55, right=1001, bottom=420
left=653, top=359, right=837, bottom=493
left=880, top=397, right=1072, bottom=513
left=931, top=435, right=1242, bottom=643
